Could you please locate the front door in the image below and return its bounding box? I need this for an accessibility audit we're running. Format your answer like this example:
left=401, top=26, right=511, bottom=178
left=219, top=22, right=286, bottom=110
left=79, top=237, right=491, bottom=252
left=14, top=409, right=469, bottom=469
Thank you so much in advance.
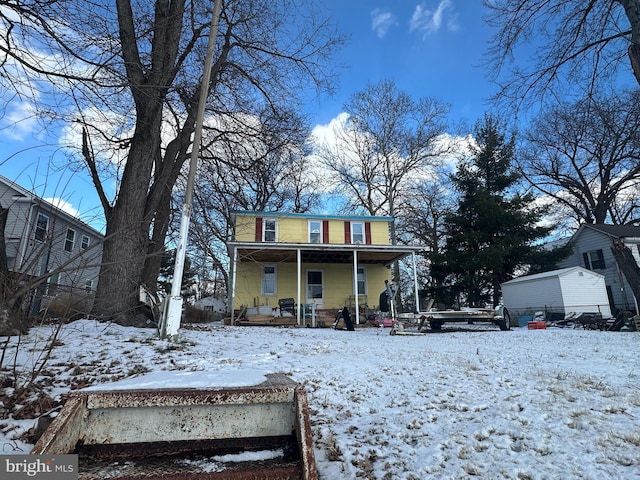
left=306, top=270, right=324, bottom=306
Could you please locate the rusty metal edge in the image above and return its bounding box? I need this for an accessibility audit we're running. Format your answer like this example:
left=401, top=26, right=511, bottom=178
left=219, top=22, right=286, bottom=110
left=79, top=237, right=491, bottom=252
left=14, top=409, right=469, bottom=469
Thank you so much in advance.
left=83, top=387, right=295, bottom=409
left=295, top=386, right=318, bottom=480
left=31, top=395, right=86, bottom=454
left=78, top=373, right=297, bottom=409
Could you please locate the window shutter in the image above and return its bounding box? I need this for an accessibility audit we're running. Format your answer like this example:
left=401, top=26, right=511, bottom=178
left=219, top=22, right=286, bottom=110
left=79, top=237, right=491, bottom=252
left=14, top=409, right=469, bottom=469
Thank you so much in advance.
left=344, top=221, right=351, bottom=244
left=365, top=222, right=372, bottom=245
left=255, top=217, right=263, bottom=242
left=322, top=220, right=329, bottom=243
left=582, top=252, right=590, bottom=269
left=596, top=249, right=605, bottom=269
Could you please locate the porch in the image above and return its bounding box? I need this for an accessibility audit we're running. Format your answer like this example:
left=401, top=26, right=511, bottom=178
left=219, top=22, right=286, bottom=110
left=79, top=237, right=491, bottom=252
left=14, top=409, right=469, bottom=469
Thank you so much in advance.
left=227, top=241, right=423, bottom=326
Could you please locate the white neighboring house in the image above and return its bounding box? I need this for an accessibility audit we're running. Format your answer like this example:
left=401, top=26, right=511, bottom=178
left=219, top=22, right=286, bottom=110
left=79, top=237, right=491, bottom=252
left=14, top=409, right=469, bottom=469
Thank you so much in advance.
left=557, top=224, right=640, bottom=315
left=501, top=267, right=612, bottom=319
left=0, top=175, right=104, bottom=315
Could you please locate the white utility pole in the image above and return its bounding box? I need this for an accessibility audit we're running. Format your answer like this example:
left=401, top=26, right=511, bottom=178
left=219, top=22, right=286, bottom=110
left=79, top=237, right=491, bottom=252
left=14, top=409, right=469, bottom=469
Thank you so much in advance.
left=160, top=0, right=222, bottom=340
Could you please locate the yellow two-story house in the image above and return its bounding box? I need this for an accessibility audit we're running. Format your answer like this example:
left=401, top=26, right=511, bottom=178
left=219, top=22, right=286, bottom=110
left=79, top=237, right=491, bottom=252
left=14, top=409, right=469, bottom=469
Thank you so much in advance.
left=227, top=211, right=422, bottom=325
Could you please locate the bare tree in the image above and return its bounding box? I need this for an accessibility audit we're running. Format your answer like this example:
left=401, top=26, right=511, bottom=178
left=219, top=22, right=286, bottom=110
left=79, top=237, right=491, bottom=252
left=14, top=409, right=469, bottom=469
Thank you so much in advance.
left=187, top=108, right=322, bottom=298
left=484, top=0, right=640, bottom=109
left=520, top=89, right=640, bottom=225
left=314, top=79, right=450, bottom=235
left=313, top=79, right=450, bottom=306
left=0, top=1, right=344, bottom=324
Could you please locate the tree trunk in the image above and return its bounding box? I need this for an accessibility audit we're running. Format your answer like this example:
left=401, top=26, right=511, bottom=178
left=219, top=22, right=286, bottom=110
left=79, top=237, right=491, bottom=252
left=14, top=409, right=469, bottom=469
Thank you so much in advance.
left=620, top=0, right=640, bottom=85
left=610, top=240, right=640, bottom=312
left=92, top=109, right=163, bottom=325
left=91, top=0, right=187, bottom=325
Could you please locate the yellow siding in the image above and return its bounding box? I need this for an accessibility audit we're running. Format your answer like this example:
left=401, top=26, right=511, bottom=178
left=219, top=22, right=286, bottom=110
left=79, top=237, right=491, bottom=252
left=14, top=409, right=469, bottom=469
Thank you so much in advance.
left=277, top=217, right=302, bottom=243
left=234, top=214, right=391, bottom=245
left=233, top=262, right=392, bottom=310
left=234, top=216, right=256, bottom=242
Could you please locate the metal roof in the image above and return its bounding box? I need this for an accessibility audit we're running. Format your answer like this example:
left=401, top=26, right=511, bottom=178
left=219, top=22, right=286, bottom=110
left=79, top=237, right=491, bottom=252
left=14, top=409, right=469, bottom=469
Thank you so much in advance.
left=230, top=210, right=395, bottom=222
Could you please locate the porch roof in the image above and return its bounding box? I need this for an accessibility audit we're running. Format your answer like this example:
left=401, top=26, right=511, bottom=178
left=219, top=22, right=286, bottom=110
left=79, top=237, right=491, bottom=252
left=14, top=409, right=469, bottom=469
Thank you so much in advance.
left=227, top=241, right=422, bottom=265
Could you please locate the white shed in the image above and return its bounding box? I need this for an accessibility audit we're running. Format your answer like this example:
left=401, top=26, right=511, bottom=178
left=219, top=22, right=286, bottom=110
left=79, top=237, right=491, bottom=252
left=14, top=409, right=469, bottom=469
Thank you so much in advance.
left=193, top=296, right=227, bottom=313
left=501, top=267, right=612, bottom=319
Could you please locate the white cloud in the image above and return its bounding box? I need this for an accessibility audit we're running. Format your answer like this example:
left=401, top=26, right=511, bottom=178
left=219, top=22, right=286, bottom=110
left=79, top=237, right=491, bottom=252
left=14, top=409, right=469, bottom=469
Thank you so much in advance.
left=44, top=197, right=80, bottom=218
left=2, top=101, right=39, bottom=141
left=309, top=112, right=469, bottom=188
left=310, top=112, right=350, bottom=146
left=371, top=8, right=398, bottom=38
left=409, top=0, right=459, bottom=37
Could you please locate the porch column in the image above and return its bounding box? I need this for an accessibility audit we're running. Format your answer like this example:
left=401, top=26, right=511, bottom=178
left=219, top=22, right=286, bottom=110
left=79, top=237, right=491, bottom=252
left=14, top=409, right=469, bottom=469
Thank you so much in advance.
left=230, top=246, right=238, bottom=324
left=352, top=249, right=359, bottom=324
left=412, top=251, right=420, bottom=313
left=297, top=248, right=302, bottom=326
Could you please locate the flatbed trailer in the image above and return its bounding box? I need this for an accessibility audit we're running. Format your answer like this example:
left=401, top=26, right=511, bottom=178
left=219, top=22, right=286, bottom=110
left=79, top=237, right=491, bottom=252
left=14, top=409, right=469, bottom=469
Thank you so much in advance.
left=392, top=306, right=511, bottom=333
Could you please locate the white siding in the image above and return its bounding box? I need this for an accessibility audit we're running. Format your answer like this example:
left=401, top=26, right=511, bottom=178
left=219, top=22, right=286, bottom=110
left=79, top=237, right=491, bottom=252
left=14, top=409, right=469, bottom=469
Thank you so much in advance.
left=502, top=267, right=611, bottom=317
left=1, top=176, right=104, bottom=314
left=558, top=228, right=637, bottom=312
left=501, top=274, right=564, bottom=315
left=557, top=269, right=611, bottom=317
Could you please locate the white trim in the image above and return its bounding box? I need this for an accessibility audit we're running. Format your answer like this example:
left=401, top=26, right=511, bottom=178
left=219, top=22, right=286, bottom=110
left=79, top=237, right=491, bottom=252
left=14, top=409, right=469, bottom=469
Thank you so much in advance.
left=353, top=250, right=359, bottom=324
left=297, top=249, right=302, bottom=325
left=64, top=227, right=76, bottom=253
left=412, top=252, right=419, bottom=313
left=262, top=217, right=277, bottom=242
left=356, top=265, right=367, bottom=296
left=351, top=221, right=364, bottom=244
left=35, top=212, right=49, bottom=242
left=308, top=219, right=322, bottom=243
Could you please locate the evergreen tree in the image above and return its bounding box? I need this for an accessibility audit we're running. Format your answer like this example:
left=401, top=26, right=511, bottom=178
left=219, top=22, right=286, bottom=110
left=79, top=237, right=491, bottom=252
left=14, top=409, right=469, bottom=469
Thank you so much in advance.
left=158, top=250, right=198, bottom=303
left=431, top=114, right=569, bottom=308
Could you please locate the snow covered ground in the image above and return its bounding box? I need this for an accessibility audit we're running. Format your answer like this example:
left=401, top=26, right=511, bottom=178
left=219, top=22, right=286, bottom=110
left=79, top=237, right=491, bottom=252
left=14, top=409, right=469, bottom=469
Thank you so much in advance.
left=1, top=319, right=639, bottom=479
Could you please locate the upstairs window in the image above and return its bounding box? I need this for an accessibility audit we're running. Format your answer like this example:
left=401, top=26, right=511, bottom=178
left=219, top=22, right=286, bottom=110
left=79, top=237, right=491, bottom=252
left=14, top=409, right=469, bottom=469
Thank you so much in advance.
left=65, top=228, right=76, bottom=252
left=344, top=221, right=372, bottom=244
left=81, top=235, right=90, bottom=250
left=263, top=218, right=277, bottom=242
left=309, top=220, right=321, bottom=243
left=583, top=249, right=606, bottom=270
left=351, top=222, right=364, bottom=244
left=35, top=213, right=49, bottom=241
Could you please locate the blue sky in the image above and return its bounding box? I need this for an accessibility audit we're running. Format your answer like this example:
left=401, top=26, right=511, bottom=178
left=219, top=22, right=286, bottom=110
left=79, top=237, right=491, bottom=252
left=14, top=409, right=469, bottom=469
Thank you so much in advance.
left=309, top=1, right=496, bottom=126
left=0, top=1, right=495, bottom=228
